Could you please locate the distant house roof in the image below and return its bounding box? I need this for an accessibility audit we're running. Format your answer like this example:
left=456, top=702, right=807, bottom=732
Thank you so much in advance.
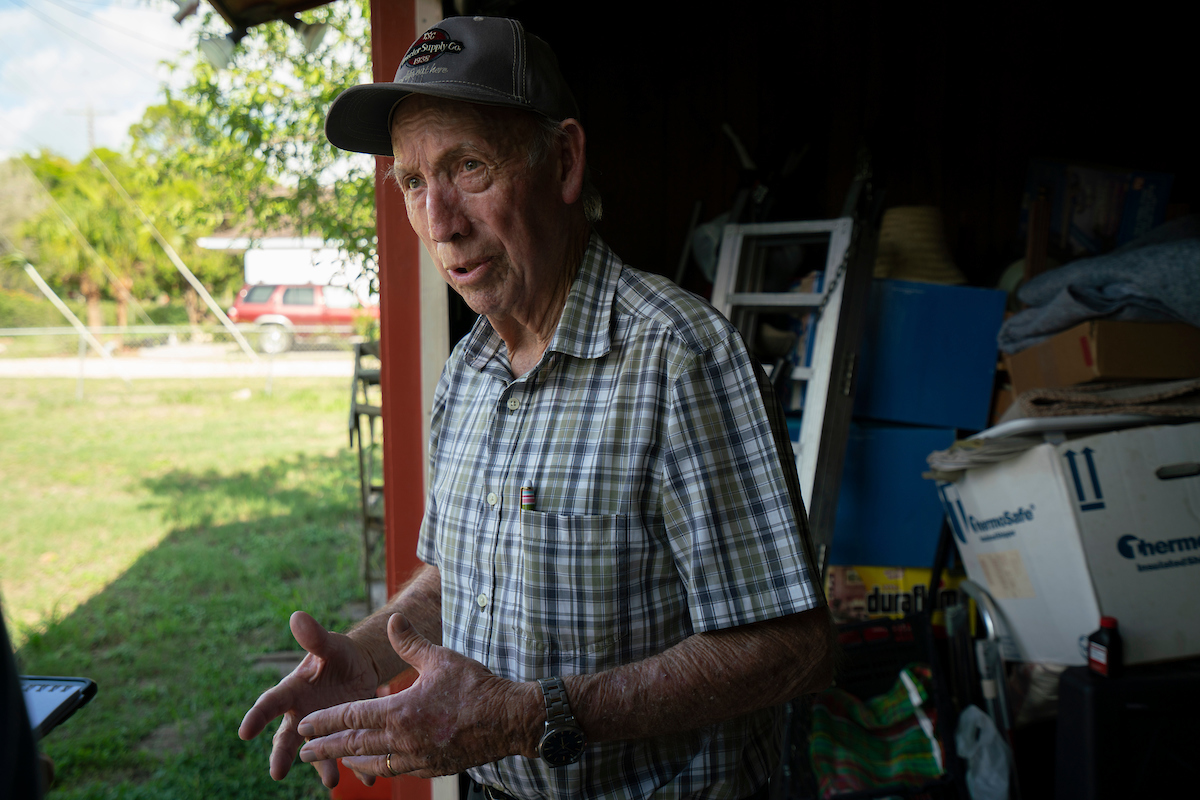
left=197, top=234, right=328, bottom=251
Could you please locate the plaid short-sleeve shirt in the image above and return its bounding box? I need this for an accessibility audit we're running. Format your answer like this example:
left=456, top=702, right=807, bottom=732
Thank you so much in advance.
left=417, top=235, right=824, bottom=799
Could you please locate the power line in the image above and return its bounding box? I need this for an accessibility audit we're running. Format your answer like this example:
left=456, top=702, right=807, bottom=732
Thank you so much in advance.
left=0, top=80, right=75, bottom=158
left=4, top=0, right=163, bottom=82
left=0, top=78, right=99, bottom=162
left=14, top=153, right=156, bottom=325
left=0, top=60, right=142, bottom=159
left=29, top=0, right=149, bottom=7
left=90, top=152, right=260, bottom=362
left=40, top=0, right=187, bottom=57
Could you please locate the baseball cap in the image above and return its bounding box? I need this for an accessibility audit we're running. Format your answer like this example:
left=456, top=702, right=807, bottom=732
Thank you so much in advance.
left=325, top=16, right=578, bottom=157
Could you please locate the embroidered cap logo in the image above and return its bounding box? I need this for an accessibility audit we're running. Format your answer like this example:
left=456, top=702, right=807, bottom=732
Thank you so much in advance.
left=404, top=28, right=464, bottom=67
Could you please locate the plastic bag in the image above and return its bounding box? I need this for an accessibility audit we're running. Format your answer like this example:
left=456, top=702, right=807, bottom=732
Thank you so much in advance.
left=955, top=705, right=1010, bottom=800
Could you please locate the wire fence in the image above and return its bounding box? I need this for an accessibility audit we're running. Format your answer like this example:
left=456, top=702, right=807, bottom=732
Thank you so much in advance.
left=0, top=325, right=365, bottom=397
left=0, top=324, right=366, bottom=359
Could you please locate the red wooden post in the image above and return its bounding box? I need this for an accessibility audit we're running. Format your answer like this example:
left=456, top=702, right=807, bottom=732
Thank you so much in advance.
left=371, top=0, right=424, bottom=609
left=343, top=3, right=430, bottom=800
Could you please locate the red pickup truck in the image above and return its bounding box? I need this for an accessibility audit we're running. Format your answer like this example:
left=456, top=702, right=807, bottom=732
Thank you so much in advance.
left=227, top=283, right=379, bottom=354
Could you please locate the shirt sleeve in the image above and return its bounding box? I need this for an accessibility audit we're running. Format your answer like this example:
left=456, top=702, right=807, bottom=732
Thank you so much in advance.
left=661, top=331, right=825, bottom=633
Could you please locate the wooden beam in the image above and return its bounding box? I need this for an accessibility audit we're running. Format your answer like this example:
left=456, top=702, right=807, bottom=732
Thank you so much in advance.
left=366, top=3, right=429, bottom=800
left=373, top=0, right=421, bottom=612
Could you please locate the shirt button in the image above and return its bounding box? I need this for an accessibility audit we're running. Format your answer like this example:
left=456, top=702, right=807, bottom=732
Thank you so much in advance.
left=487, top=492, right=498, bottom=506
left=506, top=397, right=520, bottom=411
left=477, top=593, right=489, bottom=608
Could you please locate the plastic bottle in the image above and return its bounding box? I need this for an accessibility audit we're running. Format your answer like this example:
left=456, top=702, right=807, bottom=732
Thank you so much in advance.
left=1087, top=616, right=1123, bottom=678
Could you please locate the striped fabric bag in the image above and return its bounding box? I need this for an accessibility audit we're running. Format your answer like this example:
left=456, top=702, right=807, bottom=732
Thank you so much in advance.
left=809, top=663, right=944, bottom=797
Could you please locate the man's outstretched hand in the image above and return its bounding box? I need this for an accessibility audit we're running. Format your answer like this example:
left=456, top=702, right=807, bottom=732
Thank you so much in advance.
left=239, top=610, right=381, bottom=787
left=296, top=613, right=539, bottom=780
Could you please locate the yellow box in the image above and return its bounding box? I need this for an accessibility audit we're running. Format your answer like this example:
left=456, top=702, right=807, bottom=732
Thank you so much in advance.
left=825, top=565, right=965, bottom=626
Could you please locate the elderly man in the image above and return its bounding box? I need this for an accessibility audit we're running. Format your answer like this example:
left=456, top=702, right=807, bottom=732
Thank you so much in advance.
left=239, top=15, right=833, bottom=800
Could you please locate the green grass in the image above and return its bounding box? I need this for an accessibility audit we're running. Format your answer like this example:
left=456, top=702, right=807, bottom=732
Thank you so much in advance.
left=0, top=377, right=367, bottom=798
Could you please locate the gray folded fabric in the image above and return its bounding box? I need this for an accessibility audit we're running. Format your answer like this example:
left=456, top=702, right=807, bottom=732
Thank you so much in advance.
left=999, top=216, right=1200, bottom=354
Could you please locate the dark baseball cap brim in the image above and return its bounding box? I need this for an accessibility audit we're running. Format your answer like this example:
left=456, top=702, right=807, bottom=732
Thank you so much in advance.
left=324, top=84, right=411, bottom=158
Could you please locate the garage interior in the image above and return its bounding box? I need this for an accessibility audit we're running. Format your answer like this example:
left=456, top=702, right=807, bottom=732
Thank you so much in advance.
left=218, top=1, right=1200, bottom=798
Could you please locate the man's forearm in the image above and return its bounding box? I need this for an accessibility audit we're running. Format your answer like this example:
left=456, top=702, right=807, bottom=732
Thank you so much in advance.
left=348, top=563, right=443, bottom=687
left=566, top=606, right=835, bottom=744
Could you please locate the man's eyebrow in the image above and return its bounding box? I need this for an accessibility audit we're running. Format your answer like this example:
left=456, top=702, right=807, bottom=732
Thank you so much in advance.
left=439, top=141, right=492, bottom=170
left=396, top=141, right=486, bottom=176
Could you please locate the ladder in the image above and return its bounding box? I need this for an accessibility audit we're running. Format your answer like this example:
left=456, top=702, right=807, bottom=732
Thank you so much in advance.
left=709, top=208, right=878, bottom=574
left=349, top=340, right=386, bottom=611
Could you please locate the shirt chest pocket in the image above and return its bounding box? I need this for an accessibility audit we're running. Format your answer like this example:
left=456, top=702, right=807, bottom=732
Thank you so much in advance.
left=517, top=512, right=628, bottom=656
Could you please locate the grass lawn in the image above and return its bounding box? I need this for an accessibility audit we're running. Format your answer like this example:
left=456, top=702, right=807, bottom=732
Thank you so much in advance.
left=0, top=377, right=369, bottom=798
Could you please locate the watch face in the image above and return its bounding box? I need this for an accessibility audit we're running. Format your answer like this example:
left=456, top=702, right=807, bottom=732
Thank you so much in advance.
left=540, top=726, right=586, bottom=766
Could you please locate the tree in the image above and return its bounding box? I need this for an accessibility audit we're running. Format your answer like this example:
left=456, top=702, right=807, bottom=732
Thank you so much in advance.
left=129, top=0, right=378, bottom=290
left=16, top=150, right=241, bottom=328
left=7, top=2, right=371, bottom=325
left=18, top=151, right=146, bottom=328
left=0, top=159, right=49, bottom=293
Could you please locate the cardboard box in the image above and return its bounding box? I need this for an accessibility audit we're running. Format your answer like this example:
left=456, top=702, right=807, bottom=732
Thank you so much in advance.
left=854, top=279, right=1007, bottom=430
left=829, top=422, right=956, bottom=567
left=1006, top=320, right=1200, bottom=395
left=938, top=422, right=1200, bottom=665
left=824, top=565, right=965, bottom=627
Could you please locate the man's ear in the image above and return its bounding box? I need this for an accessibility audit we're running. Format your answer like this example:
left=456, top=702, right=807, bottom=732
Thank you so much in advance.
left=557, top=119, right=587, bottom=206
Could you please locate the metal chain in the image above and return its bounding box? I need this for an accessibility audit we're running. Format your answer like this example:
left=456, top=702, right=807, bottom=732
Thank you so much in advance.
left=816, top=171, right=872, bottom=316
left=817, top=219, right=859, bottom=316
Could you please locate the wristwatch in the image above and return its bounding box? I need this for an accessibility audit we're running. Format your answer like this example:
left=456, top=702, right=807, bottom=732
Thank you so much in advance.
left=536, top=677, right=586, bottom=767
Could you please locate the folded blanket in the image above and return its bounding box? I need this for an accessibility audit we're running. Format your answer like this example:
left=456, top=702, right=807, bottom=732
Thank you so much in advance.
left=810, top=664, right=944, bottom=798
left=999, top=216, right=1200, bottom=355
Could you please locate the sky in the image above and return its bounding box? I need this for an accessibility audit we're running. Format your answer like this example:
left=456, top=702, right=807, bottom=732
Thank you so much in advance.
left=0, top=0, right=200, bottom=162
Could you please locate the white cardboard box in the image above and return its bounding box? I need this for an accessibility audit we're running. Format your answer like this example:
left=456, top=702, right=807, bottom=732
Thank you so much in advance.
left=938, top=422, right=1200, bottom=666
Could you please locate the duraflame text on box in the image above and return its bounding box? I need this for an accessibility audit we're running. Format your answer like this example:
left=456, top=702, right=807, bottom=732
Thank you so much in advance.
left=824, top=565, right=965, bottom=627
left=938, top=422, right=1200, bottom=666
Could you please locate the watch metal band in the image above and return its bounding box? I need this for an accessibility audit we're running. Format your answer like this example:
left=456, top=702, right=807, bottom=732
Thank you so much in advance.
left=538, top=676, right=573, bottom=721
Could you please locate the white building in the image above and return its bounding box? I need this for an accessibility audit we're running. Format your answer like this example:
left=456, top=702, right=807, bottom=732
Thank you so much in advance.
left=197, top=233, right=377, bottom=305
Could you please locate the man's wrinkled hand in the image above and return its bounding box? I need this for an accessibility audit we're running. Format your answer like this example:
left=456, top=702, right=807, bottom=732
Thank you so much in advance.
left=296, top=613, right=535, bottom=780
left=238, top=610, right=380, bottom=788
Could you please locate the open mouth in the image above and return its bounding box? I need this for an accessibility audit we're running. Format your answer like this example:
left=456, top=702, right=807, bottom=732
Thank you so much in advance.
left=449, top=258, right=489, bottom=278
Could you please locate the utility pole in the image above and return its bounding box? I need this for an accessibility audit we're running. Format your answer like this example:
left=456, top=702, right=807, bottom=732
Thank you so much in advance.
left=65, top=106, right=114, bottom=152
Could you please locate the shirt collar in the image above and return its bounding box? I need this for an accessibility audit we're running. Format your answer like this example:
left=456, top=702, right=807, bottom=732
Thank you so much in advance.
left=461, top=232, right=620, bottom=371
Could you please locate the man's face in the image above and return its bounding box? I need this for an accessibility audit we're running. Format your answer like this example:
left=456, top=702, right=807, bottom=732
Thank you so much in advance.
left=390, top=95, right=569, bottom=326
